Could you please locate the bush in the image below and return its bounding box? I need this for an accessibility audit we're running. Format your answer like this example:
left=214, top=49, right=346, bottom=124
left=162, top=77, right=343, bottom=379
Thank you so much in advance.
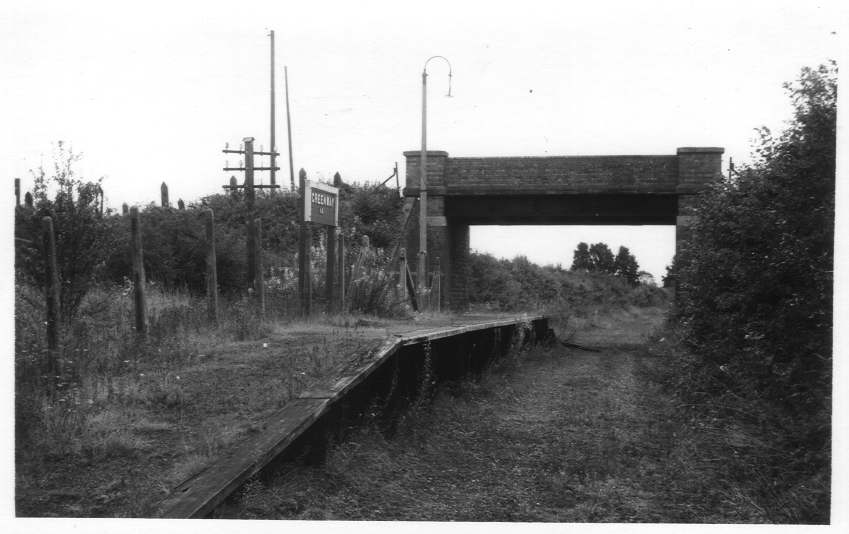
left=675, top=63, right=834, bottom=418
left=15, top=143, right=113, bottom=322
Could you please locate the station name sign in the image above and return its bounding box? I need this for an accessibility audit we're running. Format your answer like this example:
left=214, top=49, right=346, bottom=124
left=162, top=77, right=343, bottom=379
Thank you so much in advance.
left=303, top=180, right=339, bottom=226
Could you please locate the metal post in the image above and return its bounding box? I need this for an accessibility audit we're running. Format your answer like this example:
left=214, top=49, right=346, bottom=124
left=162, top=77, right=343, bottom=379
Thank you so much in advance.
left=205, top=209, right=219, bottom=323
left=269, top=30, right=276, bottom=187
left=419, top=69, right=428, bottom=295
left=285, top=66, right=296, bottom=192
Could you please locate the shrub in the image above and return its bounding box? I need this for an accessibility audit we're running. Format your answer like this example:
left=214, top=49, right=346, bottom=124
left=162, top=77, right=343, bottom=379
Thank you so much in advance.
left=675, top=63, right=834, bottom=419
left=15, top=143, right=113, bottom=322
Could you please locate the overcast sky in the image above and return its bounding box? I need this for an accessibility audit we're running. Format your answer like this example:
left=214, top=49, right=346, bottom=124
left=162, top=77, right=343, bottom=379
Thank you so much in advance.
left=1, top=0, right=842, bottom=280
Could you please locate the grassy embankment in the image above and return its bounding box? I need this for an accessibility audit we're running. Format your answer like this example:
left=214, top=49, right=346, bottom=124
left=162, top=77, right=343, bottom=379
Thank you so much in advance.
left=15, top=280, right=440, bottom=517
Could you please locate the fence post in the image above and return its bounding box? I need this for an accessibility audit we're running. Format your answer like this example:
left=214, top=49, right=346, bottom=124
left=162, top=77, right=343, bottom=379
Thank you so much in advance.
left=15, top=178, right=20, bottom=207
left=298, top=169, right=312, bottom=317
left=130, top=207, right=147, bottom=335
left=338, top=230, right=345, bottom=312
left=254, top=217, right=265, bottom=316
left=326, top=226, right=337, bottom=314
left=205, top=209, right=219, bottom=324
left=161, top=182, right=169, bottom=208
left=42, top=216, right=61, bottom=390
left=434, top=256, right=441, bottom=312
left=399, top=248, right=407, bottom=300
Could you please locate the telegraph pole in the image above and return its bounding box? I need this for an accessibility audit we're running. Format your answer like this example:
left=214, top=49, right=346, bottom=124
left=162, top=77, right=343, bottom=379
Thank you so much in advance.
left=285, top=66, right=296, bottom=192
left=269, top=30, right=277, bottom=187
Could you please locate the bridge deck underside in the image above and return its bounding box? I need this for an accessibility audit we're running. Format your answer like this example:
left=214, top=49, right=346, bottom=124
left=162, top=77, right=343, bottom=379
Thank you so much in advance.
left=444, top=194, right=678, bottom=225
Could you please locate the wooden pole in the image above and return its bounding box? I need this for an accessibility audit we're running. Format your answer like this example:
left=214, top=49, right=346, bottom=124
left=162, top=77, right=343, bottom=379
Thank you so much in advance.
left=399, top=247, right=407, bottom=299
left=254, top=217, right=265, bottom=316
left=298, top=169, right=312, bottom=316
left=161, top=182, right=169, bottom=208
left=42, top=216, right=61, bottom=383
left=15, top=178, right=20, bottom=207
left=205, top=209, right=219, bottom=324
left=326, top=226, right=337, bottom=314
left=338, top=230, right=345, bottom=312
left=269, top=30, right=277, bottom=187
left=129, top=207, right=147, bottom=335
left=285, top=66, right=295, bottom=192
left=245, top=137, right=256, bottom=289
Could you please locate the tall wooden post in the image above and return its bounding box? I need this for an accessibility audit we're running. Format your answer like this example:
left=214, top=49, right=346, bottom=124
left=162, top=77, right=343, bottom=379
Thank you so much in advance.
left=338, top=231, right=346, bottom=312
left=15, top=178, right=20, bottom=207
left=326, top=226, right=337, bottom=314
left=161, top=182, right=169, bottom=208
left=42, top=216, right=61, bottom=382
left=205, top=209, right=219, bottom=324
left=254, top=217, right=265, bottom=316
left=245, top=137, right=256, bottom=289
left=269, top=30, right=277, bottom=187
left=399, top=247, right=407, bottom=299
left=298, top=169, right=312, bottom=316
left=285, top=66, right=296, bottom=192
left=129, top=207, right=147, bottom=335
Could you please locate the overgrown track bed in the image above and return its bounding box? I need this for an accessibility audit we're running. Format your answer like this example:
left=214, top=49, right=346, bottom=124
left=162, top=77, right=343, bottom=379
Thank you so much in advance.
left=217, top=307, right=791, bottom=522
left=158, top=315, right=549, bottom=518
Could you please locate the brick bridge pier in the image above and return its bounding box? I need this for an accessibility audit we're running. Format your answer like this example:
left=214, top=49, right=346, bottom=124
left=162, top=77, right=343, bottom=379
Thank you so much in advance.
left=403, top=147, right=724, bottom=311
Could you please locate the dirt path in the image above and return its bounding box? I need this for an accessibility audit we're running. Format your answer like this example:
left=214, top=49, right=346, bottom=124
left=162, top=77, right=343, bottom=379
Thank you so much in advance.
left=224, top=306, right=767, bottom=522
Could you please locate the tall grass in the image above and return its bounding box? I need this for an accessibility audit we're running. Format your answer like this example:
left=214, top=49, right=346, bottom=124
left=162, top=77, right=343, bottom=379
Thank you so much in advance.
left=14, top=279, right=274, bottom=463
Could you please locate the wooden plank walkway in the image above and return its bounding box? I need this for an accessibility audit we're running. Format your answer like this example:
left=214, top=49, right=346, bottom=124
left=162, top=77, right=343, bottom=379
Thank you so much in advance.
left=157, top=315, right=545, bottom=518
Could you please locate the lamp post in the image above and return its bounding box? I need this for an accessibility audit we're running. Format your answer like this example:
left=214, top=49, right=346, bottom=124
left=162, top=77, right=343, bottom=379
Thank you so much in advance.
left=419, top=55, right=452, bottom=295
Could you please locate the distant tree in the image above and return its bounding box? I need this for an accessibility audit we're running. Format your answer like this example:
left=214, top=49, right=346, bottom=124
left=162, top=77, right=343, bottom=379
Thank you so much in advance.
left=613, top=246, right=640, bottom=286
left=637, top=271, right=656, bottom=286
left=570, top=242, right=592, bottom=271
left=661, top=258, right=677, bottom=288
left=588, top=242, right=615, bottom=274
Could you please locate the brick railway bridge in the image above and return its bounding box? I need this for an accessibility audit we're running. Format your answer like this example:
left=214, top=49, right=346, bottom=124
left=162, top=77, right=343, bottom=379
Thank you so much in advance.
left=402, top=147, right=724, bottom=311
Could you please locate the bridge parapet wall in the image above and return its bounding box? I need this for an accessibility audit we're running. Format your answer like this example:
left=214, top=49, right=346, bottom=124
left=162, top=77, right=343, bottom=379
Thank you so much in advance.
left=404, top=148, right=723, bottom=195
left=402, top=147, right=723, bottom=311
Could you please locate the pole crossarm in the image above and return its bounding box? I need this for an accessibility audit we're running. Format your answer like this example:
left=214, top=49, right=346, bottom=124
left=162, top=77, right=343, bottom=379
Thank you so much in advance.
left=223, top=149, right=280, bottom=157
left=223, top=166, right=281, bottom=172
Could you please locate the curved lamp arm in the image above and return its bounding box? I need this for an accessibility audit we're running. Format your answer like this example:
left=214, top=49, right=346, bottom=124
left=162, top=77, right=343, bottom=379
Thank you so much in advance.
left=423, top=55, right=453, bottom=97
